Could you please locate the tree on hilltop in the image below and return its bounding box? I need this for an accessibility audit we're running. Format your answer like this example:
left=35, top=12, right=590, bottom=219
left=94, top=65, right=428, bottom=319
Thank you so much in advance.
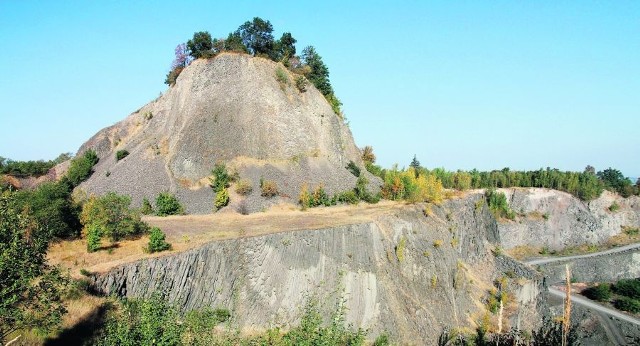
left=236, top=17, right=275, bottom=56
left=187, top=31, right=214, bottom=59
left=301, top=46, right=332, bottom=96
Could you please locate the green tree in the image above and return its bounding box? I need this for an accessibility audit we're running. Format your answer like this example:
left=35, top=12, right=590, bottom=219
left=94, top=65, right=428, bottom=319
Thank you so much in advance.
left=597, top=168, right=633, bottom=197
left=222, top=32, right=248, bottom=52
left=146, top=227, right=171, bottom=253
left=0, top=193, right=69, bottom=342
left=210, top=163, right=230, bottom=193
left=301, top=46, right=333, bottom=96
left=61, top=150, right=99, bottom=188
left=214, top=188, right=230, bottom=210
left=187, top=31, right=214, bottom=59
left=271, top=32, right=297, bottom=63
left=237, top=17, right=275, bottom=56
left=12, top=182, right=80, bottom=239
left=410, top=155, right=421, bottom=170
left=155, top=192, right=184, bottom=216
left=80, top=192, right=148, bottom=245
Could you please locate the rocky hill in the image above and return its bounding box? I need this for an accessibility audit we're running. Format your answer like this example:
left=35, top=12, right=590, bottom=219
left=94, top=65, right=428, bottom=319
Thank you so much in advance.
left=76, top=53, right=372, bottom=213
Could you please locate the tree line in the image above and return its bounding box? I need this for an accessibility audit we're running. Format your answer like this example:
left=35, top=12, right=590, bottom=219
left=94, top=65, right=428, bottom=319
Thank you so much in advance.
left=0, top=153, right=71, bottom=177
left=363, top=149, right=639, bottom=201
left=164, top=17, right=342, bottom=116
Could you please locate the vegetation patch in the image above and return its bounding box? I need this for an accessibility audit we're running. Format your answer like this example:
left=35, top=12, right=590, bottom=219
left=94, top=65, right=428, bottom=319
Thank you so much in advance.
left=485, top=189, right=515, bottom=220
left=115, top=149, right=129, bottom=161
left=155, top=192, right=185, bottom=216
left=260, top=178, right=278, bottom=198
left=145, top=227, right=171, bottom=253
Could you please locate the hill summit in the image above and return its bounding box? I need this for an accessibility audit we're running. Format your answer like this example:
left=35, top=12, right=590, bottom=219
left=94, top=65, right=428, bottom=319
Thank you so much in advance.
left=77, top=53, right=371, bottom=213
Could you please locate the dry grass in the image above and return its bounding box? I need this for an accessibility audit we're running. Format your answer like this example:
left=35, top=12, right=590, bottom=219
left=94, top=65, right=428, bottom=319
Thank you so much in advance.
left=48, top=201, right=402, bottom=277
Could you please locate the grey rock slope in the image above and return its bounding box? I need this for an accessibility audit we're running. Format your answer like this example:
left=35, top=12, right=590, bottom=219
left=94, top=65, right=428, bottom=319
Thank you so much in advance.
left=76, top=53, right=371, bottom=213
left=91, top=197, right=544, bottom=344
left=495, top=188, right=640, bottom=250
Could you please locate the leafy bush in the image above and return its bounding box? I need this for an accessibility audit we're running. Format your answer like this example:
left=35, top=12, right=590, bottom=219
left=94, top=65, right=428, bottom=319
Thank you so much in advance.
left=86, top=224, right=102, bottom=252
left=623, top=227, right=639, bottom=236
left=275, top=66, right=289, bottom=85
left=260, top=179, right=278, bottom=197
left=210, top=163, right=230, bottom=193
left=140, top=197, right=154, bottom=215
left=0, top=193, right=69, bottom=341
left=485, top=189, right=515, bottom=220
left=146, top=227, right=171, bottom=253
left=365, top=162, right=384, bottom=178
left=63, top=149, right=99, bottom=188
left=614, top=278, right=640, bottom=299
left=609, top=202, right=620, bottom=212
left=346, top=160, right=360, bottom=177
left=582, top=283, right=611, bottom=301
left=396, top=237, right=406, bottom=262
left=381, top=168, right=443, bottom=204
left=214, top=188, right=230, bottom=210
left=613, top=296, right=640, bottom=313
left=81, top=192, right=148, bottom=248
left=336, top=190, right=358, bottom=205
left=155, top=192, right=184, bottom=216
left=115, top=149, right=129, bottom=161
left=235, top=179, right=253, bottom=195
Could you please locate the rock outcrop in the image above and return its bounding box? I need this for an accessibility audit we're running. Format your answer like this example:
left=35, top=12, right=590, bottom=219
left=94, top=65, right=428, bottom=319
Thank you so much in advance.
left=76, top=53, right=372, bottom=213
left=91, top=197, right=545, bottom=344
left=496, top=188, right=640, bottom=250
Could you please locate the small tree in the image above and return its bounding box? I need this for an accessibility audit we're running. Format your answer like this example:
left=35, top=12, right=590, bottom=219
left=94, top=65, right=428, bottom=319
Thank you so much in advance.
left=409, top=155, right=421, bottom=170
left=146, top=227, right=171, bottom=253
left=81, top=192, right=148, bottom=246
left=210, top=163, right=230, bottom=193
left=140, top=197, right=154, bottom=215
left=155, top=192, right=184, bottom=216
left=362, top=146, right=376, bottom=164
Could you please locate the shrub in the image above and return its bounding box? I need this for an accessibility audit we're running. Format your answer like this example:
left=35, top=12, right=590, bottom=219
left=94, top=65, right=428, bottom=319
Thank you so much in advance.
left=609, top=202, right=620, bottom=212
left=613, top=296, right=640, bottom=313
left=299, top=184, right=312, bottom=210
left=155, top=192, right=184, bottom=216
left=81, top=192, right=148, bottom=245
left=346, top=160, right=360, bottom=177
left=260, top=179, right=278, bottom=197
left=336, top=190, right=358, bottom=205
left=582, top=283, right=611, bottom=301
left=614, top=278, right=640, bottom=299
left=140, top=197, right=154, bottom=215
left=295, top=75, right=307, bottom=92
left=433, top=239, right=443, bottom=248
left=214, top=188, right=230, bottom=210
left=115, top=149, right=129, bottom=161
left=396, top=237, right=406, bottom=262
left=146, top=227, right=171, bottom=253
left=365, top=162, right=384, bottom=178
left=63, top=149, right=99, bottom=187
left=235, top=179, right=253, bottom=195
left=86, top=224, right=102, bottom=253
left=210, top=163, right=230, bottom=193
left=275, top=66, right=289, bottom=85
left=624, top=227, right=639, bottom=236
left=485, top=189, right=515, bottom=220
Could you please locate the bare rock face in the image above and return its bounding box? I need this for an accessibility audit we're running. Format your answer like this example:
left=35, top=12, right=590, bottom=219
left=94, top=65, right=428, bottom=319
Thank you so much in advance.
left=496, top=188, right=640, bottom=250
left=77, top=53, right=370, bottom=213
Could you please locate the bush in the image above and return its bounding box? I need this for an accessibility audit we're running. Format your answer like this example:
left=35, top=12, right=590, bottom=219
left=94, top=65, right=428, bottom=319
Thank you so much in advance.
left=63, top=149, right=99, bottom=188
left=155, top=192, right=184, bottom=216
left=140, top=197, right=154, bottom=215
left=346, top=160, right=360, bottom=177
left=295, top=75, right=307, bottom=92
left=235, top=179, right=253, bottom=195
left=609, top=202, right=620, bottom=212
left=582, top=283, right=611, bottom=301
left=396, top=237, right=406, bottom=262
left=81, top=192, right=148, bottom=248
left=86, top=224, right=102, bottom=252
left=146, top=227, right=171, bottom=253
left=614, top=278, right=640, bottom=299
left=336, top=190, right=358, bottom=205
left=260, top=179, right=278, bottom=197
left=214, top=188, right=230, bottom=210
left=115, top=150, right=129, bottom=161
left=613, top=296, right=640, bottom=313
left=275, top=66, right=289, bottom=85
left=210, top=163, right=230, bottom=193
left=485, top=189, right=515, bottom=220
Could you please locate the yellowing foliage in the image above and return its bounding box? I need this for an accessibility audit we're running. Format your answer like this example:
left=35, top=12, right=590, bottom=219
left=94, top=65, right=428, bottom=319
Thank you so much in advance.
left=381, top=167, right=443, bottom=204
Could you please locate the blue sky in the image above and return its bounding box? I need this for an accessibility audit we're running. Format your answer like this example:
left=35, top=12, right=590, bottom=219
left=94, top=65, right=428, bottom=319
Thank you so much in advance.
left=1, top=1, right=638, bottom=176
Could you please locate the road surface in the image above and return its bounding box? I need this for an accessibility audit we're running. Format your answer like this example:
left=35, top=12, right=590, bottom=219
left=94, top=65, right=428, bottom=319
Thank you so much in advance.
left=548, top=287, right=640, bottom=327
left=525, top=243, right=640, bottom=266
